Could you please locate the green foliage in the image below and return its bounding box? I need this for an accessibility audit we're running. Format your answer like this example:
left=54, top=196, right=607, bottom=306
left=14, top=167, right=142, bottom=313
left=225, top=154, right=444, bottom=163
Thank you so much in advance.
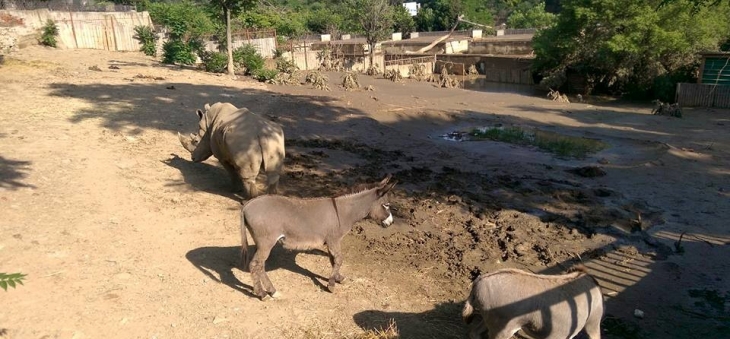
left=0, top=272, right=26, bottom=291
left=276, top=57, right=298, bottom=73
left=40, top=19, right=58, bottom=48
left=133, top=25, right=158, bottom=56
left=392, top=3, right=416, bottom=34
left=238, top=6, right=307, bottom=38
left=532, top=0, right=730, bottom=100
left=200, top=51, right=228, bottom=73
left=233, top=44, right=264, bottom=74
left=162, top=39, right=197, bottom=65
left=347, top=0, right=394, bottom=45
left=471, top=127, right=606, bottom=158
left=147, top=1, right=215, bottom=40
left=252, top=68, right=279, bottom=81
left=415, top=0, right=461, bottom=31
left=306, top=7, right=346, bottom=34
left=507, top=2, right=556, bottom=29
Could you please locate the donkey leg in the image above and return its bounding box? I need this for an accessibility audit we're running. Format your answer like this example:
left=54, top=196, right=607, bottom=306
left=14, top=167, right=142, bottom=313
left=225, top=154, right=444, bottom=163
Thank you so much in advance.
left=249, top=242, right=275, bottom=300
left=326, top=241, right=346, bottom=292
left=254, top=240, right=279, bottom=298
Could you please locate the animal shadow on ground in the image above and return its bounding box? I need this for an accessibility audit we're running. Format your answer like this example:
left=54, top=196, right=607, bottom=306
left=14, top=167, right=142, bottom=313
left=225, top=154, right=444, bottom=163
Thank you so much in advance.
left=186, top=245, right=331, bottom=298
left=162, top=153, right=244, bottom=201
left=353, top=301, right=467, bottom=339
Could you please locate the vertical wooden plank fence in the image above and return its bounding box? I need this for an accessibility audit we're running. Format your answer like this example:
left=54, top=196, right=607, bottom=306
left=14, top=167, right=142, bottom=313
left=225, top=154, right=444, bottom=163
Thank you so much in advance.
left=676, top=83, right=730, bottom=108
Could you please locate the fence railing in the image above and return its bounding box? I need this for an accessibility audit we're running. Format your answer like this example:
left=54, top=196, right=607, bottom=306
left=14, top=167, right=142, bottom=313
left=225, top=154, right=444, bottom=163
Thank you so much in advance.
left=676, top=83, right=730, bottom=108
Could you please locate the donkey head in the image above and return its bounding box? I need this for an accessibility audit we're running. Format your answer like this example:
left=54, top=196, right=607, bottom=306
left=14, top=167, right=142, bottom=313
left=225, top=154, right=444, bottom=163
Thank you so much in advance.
left=367, top=174, right=397, bottom=227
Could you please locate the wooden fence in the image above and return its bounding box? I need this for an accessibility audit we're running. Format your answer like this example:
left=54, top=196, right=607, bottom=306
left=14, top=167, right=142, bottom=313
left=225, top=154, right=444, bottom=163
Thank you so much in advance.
left=675, top=83, right=730, bottom=108
left=200, top=30, right=277, bottom=59
left=1, top=9, right=152, bottom=51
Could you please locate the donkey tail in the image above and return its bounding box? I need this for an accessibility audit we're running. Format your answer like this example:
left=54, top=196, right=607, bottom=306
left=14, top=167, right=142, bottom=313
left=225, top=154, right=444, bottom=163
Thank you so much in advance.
left=239, top=206, right=250, bottom=272
left=462, top=288, right=476, bottom=324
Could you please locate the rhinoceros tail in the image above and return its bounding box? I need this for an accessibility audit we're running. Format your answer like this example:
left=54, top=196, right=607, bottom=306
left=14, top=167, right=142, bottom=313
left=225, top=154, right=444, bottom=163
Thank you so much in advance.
left=240, top=207, right=250, bottom=272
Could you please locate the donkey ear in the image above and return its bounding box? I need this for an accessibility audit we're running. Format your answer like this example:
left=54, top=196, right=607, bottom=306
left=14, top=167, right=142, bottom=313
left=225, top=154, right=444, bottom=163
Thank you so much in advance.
left=196, top=109, right=204, bottom=120
left=377, top=180, right=397, bottom=197
left=378, top=173, right=393, bottom=187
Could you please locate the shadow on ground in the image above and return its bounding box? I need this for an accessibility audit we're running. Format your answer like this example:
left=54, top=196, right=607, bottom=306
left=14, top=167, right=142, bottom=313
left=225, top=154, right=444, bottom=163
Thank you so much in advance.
left=0, top=155, right=35, bottom=190
left=186, top=245, right=331, bottom=299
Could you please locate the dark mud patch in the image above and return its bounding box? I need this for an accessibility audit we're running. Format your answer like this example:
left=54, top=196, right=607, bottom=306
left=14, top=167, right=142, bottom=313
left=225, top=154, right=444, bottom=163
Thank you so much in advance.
left=281, top=137, right=667, bottom=294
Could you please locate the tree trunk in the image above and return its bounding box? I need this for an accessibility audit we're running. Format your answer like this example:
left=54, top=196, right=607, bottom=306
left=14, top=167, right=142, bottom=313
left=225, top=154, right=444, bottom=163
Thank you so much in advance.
left=226, top=7, right=234, bottom=77
left=369, top=42, right=375, bottom=72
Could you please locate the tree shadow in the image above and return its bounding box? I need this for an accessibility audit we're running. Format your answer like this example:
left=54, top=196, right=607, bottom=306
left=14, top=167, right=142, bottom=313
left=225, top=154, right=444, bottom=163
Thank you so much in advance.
left=0, top=155, right=35, bottom=190
left=186, top=245, right=331, bottom=298
left=353, top=301, right=466, bottom=339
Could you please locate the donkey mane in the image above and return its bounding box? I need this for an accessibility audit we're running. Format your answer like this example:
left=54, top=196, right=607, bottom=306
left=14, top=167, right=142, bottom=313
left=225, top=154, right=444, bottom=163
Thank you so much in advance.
left=477, top=268, right=586, bottom=283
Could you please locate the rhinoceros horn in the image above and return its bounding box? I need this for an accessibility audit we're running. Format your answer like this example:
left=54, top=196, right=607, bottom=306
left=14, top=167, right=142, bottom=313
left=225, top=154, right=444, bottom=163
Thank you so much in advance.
left=178, top=132, right=198, bottom=153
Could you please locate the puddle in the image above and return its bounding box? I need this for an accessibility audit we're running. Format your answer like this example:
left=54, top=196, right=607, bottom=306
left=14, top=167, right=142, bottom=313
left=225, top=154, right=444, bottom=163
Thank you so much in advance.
left=462, top=77, right=544, bottom=96
left=439, top=124, right=608, bottom=159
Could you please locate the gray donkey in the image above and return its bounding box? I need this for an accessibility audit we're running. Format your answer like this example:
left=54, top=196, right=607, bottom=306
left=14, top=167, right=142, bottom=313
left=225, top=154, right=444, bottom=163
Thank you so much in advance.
left=462, top=266, right=603, bottom=339
left=240, top=174, right=397, bottom=300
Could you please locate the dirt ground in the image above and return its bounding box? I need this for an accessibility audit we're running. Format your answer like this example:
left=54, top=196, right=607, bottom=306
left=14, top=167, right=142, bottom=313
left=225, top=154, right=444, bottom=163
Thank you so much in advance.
left=1, top=46, right=729, bottom=339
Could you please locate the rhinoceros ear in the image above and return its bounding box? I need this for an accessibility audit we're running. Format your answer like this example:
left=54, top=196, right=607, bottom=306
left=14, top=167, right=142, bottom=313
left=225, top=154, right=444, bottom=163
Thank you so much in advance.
left=204, top=103, right=211, bottom=111
left=196, top=109, right=204, bottom=120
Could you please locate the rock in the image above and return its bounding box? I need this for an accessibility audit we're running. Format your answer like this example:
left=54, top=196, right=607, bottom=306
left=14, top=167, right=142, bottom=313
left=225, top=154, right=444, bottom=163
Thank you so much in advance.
left=634, top=309, right=645, bottom=319
left=447, top=195, right=462, bottom=204
left=212, top=316, right=227, bottom=324
left=514, top=243, right=530, bottom=256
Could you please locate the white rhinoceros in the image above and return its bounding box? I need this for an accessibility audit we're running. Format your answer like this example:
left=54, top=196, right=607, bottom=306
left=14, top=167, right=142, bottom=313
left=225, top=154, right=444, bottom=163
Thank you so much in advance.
left=178, top=102, right=285, bottom=198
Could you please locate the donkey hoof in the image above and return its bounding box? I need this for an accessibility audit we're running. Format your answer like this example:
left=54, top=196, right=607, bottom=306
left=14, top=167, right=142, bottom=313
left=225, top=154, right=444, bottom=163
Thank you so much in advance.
left=260, top=294, right=273, bottom=302
left=327, top=283, right=336, bottom=293
left=336, top=276, right=347, bottom=284
left=270, top=291, right=283, bottom=299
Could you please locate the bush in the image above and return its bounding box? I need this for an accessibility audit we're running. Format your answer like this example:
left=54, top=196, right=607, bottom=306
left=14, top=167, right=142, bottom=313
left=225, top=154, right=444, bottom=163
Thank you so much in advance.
left=232, top=44, right=264, bottom=75
left=162, top=40, right=197, bottom=65
left=40, top=19, right=58, bottom=48
left=276, top=58, right=298, bottom=73
left=200, top=51, right=228, bottom=73
left=133, top=25, right=158, bottom=56
left=252, top=68, right=279, bottom=82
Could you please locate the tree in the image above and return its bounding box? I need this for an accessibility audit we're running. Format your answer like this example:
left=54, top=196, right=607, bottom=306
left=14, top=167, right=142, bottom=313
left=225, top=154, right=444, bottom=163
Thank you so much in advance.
left=532, top=0, right=730, bottom=100
left=392, top=3, right=415, bottom=35
left=347, top=0, right=394, bottom=70
left=208, top=0, right=257, bottom=76
left=507, top=1, right=556, bottom=29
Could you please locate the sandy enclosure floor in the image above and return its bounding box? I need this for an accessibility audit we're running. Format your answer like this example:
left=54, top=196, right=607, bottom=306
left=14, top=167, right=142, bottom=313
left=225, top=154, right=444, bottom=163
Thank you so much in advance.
left=0, top=47, right=729, bottom=339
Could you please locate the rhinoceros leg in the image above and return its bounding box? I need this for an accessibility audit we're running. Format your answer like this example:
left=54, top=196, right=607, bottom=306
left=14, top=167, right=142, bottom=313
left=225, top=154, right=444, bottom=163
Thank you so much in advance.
left=265, top=173, right=280, bottom=194
left=242, top=179, right=259, bottom=199
left=220, top=161, right=243, bottom=192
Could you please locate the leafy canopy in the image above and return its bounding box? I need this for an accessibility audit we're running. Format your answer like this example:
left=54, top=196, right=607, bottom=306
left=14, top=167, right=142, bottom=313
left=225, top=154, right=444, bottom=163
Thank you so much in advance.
left=532, top=0, right=730, bottom=99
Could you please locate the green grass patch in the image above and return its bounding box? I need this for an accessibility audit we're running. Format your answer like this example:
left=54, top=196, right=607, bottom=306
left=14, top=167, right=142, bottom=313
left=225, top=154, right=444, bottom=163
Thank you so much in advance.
left=470, top=126, right=607, bottom=158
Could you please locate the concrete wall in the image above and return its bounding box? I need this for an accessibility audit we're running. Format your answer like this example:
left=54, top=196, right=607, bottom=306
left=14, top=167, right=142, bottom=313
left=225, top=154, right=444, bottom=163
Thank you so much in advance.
left=468, top=39, right=533, bottom=55
left=434, top=54, right=534, bottom=84
left=0, top=9, right=152, bottom=51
